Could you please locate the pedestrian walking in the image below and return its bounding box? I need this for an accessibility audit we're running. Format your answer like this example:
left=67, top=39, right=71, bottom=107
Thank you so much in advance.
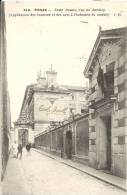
left=26, top=143, right=31, bottom=156
left=12, top=141, right=18, bottom=158
left=17, top=144, right=23, bottom=160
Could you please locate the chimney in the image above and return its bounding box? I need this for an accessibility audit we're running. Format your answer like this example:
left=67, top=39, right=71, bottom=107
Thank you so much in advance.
left=46, top=65, right=57, bottom=88
left=37, top=70, right=46, bottom=87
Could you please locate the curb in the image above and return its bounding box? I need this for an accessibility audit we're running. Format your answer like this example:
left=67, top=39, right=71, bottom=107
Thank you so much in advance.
left=33, top=149, right=127, bottom=192
left=61, top=162, right=127, bottom=192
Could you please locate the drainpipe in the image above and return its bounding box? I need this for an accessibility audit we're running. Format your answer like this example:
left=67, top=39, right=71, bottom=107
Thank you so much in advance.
left=74, top=122, right=77, bottom=155
left=56, top=131, right=57, bottom=152
left=50, top=132, right=52, bottom=151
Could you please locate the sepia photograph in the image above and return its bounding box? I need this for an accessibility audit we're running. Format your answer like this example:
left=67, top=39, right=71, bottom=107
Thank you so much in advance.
left=0, top=0, right=127, bottom=194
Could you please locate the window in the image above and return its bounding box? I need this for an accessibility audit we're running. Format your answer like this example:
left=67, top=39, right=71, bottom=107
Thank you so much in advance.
left=118, top=82, right=125, bottom=93
left=91, top=139, right=96, bottom=145
left=106, top=62, right=115, bottom=72
left=118, top=100, right=125, bottom=110
left=120, top=42, right=126, bottom=56
left=118, top=118, right=125, bottom=127
left=72, top=95, right=74, bottom=100
left=90, top=126, right=95, bottom=132
left=91, top=113, right=95, bottom=119
left=91, top=87, right=95, bottom=94
left=118, top=136, right=125, bottom=145
left=81, top=109, right=85, bottom=113
left=104, top=62, right=115, bottom=97
left=118, top=65, right=125, bottom=76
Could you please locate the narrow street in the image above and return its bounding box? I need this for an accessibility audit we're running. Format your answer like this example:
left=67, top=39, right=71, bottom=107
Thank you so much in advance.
left=2, top=149, right=126, bottom=195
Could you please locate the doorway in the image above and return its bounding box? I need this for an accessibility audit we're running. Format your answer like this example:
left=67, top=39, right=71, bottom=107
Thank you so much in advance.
left=18, top=129, right=28, bottom=147
left=65, top=131, right=72, bottom=159
left=106, top=116, right=111, bottom=170
left=100, top=115, right=112, bottom=171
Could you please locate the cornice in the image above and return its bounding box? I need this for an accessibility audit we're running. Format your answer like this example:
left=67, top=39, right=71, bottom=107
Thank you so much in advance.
left=84, top=27, right=127, bottom=78
left=14, top=121, right=34, bottom=127
left=34, top=88, right=70, bottom=95
left=90, top=97, right=115, bottom=111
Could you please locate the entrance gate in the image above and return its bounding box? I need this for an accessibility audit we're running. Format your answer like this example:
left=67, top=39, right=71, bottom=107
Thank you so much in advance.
left=18, top=129, right=28, bottom=146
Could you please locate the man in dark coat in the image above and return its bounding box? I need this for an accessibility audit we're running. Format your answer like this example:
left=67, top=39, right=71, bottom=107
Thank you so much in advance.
left=26, top=143, right=31, bottom=155
left=17, top=144, right=23, bottom=160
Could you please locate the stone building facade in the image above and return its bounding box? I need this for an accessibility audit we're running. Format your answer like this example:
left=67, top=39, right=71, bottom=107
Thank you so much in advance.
left=84, top=27, right=127, bottom=178
left=113, top=34, right=127, bottom=178
left=14, top=68, right=88, bottom=146
left=0, top=2, right=11, bottom=181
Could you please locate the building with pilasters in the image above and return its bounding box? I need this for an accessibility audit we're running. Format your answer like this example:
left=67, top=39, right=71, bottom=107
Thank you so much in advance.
left=0, top=2, right=11, bottom=181
left=14, top=67, right=88, bottom=146
left=84, top=27, right=127, bottom=178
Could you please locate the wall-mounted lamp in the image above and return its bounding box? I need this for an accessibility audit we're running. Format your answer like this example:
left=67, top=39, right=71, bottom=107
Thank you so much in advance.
left=110, top=95, right=117, bottom=100
left=88, top=71, right=92, bottom=75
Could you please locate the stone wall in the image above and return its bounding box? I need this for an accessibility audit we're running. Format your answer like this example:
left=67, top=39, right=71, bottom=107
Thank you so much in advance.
left=34, top=115, right=89, bottom=162
left=112, top=37, right=127, bottom=178
left=76, top=118, right=89, bottom=156
left=0, top=2, right=11, bottom=181
left=88, top=41, right=117, bottom=169
left=87, top=30, right=127, bottom=178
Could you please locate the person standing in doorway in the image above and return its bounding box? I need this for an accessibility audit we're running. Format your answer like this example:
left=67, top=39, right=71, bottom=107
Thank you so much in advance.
left=17, top=144, right=23, bottom=160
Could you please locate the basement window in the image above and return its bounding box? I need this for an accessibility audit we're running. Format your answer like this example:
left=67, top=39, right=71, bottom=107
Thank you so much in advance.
left=118, top=136, right=125, bottom=145
left=91, top=139, right=96, bottom=145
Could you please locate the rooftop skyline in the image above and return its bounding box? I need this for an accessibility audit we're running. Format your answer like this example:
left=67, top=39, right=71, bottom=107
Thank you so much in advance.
left=5, top=1, right=127, bottom=123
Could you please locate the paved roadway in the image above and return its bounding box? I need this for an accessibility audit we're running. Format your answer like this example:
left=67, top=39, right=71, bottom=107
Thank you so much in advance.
left=15, top=149, right=125, bottom=195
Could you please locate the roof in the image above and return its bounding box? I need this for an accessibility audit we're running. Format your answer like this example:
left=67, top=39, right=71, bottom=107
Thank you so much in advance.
left=61, top=85, right=85, bottom=91
left=33, top=85, right=70, bottom=94
left=84, top=26, right=127, bottom=78
left=117, top=32, right=127, bottom=46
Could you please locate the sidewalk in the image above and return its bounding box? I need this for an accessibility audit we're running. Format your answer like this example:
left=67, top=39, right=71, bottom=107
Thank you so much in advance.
left=33, top=148, right=127, bottom=192
left=1, top=154, right=31, bottom=195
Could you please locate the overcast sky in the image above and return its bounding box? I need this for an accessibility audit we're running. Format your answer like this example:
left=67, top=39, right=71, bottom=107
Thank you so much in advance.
left=5, top=1, right=127, bottom=123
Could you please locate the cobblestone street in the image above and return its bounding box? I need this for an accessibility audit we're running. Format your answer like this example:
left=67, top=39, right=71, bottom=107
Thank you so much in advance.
left=2, top=149, right=126, bottom=195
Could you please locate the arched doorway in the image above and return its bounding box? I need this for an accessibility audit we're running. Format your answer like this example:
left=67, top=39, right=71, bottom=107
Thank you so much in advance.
left=65, top=130, right=72, bottom=159
left=18, top=129, right=28, bottom=147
